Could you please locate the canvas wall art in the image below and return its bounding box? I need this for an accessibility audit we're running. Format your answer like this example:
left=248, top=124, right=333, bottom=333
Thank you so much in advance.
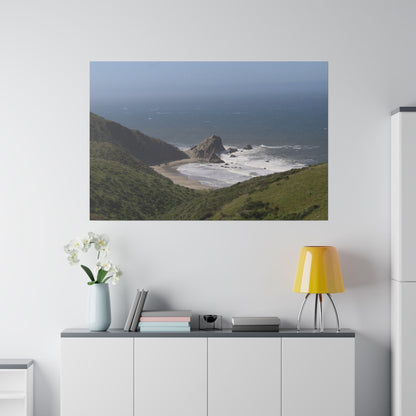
left=90, top=61, right=328, bottom=220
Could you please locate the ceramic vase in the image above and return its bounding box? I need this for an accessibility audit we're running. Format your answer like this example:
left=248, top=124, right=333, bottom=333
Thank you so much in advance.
left=88, top=283, right=111, bottom=331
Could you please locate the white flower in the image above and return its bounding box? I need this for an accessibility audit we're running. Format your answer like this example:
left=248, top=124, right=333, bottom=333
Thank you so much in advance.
left=67, top=251, right=79, bottom=265
left=64, top=243, right=75, bottom=254
left=64, top=239, right=81, bottom=254
left=111, top=265, right=122, bottom=278
left=87, top=232, right=97, bottom=247
left=94, top=234, right=109, bottom=250
left=99, top=246, right=110, bottom=257
left=80, top=235, right=92, bottom=252
left=68, top=238, right=84, bottom=251
left=109, top=265, right=121, bottom=285
left=97, top=259, right=113, bottom=272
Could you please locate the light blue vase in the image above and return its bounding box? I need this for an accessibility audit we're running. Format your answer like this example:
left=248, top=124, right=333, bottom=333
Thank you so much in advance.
left=88, top=283, right=111, bottom=331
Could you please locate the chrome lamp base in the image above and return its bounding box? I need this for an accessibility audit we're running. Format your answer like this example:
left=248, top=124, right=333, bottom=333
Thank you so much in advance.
left=296, top=293, right=340, bottom=332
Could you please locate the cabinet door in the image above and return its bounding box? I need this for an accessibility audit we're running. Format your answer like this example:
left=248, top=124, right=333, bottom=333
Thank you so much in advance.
left=0, top=366, right=32, bottom=416
left=391, top=112, right=416, bottom=281
left=282, top=338, right=354, bottom=416
left=134, top=338, right=207, bottom=416
left=208, top=338, right=281, bottom=416
left=61, top=338, right=133, bottom=416
left=392, top=280, right=416, bottom=415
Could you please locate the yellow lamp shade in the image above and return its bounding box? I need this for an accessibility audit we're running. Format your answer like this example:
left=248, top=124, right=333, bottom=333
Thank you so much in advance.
left=293, top=246, right=344, bottom=294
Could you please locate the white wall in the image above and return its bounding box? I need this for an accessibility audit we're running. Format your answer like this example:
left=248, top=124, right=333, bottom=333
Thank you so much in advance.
left=1, top=0, right=415, bottom=414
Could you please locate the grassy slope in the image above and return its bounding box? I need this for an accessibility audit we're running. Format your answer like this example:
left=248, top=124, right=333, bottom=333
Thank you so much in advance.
left=90, top=114, right=327, bottom=221
left=90, top=112, right=189, bottom=165
left=90, top=142, right=197, bottom=220
left=162, top=163, right=328, bottom=220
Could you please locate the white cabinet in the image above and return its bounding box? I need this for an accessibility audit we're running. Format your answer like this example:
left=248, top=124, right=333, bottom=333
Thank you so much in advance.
left=391, top=108, right=416, bottom=416
left=282, top=338, right=355, bottom=416
left=134, top=338, right=207, bottom=416
left=61, top=330, right=355, bottom=416
left=61, top=338, right=133, bottom=416
left=208, top=338, right=281, bottom=416
left=0, top=361, right=33, bottom=416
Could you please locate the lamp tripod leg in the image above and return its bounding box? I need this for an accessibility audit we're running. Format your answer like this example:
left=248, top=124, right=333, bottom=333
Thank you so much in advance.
left=314, top=294, right=318, bottom=330
left=319, top=293, right=324, bottom=332
left=327, top=293, right=340, bottom=332
left=297, top=293, right=310, bottom=332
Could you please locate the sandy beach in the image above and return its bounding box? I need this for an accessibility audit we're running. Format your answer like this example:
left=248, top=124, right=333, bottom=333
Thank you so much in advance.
left=151, top=159, right=213, bottom=190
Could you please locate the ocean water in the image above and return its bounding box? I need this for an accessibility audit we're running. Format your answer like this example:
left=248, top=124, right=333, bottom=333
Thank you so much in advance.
left=177, top=144, right=318, bottom=188
left=91, top=93, right=327, bottom=188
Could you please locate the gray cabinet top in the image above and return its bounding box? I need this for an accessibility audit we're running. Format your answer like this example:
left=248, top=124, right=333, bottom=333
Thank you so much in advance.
left=391, top=107, right=416, bottom=115
left=0, top=359, right=33, bottom=369
left=61, top=328, right=355, bottom=338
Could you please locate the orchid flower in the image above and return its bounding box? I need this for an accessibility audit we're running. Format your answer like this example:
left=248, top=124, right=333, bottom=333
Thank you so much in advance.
left=64, top=232, right=121, bottom=285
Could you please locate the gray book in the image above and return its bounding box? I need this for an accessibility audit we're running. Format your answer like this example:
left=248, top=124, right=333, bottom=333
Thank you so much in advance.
left=130, top=290, right=148, bottom=331
left=232, top=324, right=280, bottom=332
left=123, top=289, right=142, bottom=331
left=232, top=317, right=280, bottom=326
left=141, top=310, right=191, bottom=317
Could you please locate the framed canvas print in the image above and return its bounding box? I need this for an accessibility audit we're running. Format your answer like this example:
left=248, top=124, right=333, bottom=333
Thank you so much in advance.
left=90, top=61, right=328, bottom=220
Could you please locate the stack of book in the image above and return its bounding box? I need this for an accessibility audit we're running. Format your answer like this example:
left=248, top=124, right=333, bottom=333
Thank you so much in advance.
left=139, top=310, right=191, bottom=333
left=231, top=316, right=280, bottom=332
left=123, top=289, right=148, bottom=332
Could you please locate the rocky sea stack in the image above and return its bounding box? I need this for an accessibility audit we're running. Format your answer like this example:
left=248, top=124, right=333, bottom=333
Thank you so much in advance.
left=186, top=134, right=226, bottom=163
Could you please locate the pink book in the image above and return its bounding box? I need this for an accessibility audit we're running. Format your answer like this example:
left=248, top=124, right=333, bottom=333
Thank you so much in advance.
left=140, top=317, right=191, bottom=322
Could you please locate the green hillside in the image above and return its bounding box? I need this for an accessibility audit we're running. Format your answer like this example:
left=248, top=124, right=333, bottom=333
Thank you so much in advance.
left=91, top=141, right=327, bottom=220
left=162, top=163, right=328, bottom=220
left=90, top=112, right=189, bottom=165
left=90, top=113, right=327, bottom=221
left=90, top=142, right=197, bottom=220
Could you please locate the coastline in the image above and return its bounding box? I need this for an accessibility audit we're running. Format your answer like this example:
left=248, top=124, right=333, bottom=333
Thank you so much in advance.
left=151, top=159, right=213, bottom=190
